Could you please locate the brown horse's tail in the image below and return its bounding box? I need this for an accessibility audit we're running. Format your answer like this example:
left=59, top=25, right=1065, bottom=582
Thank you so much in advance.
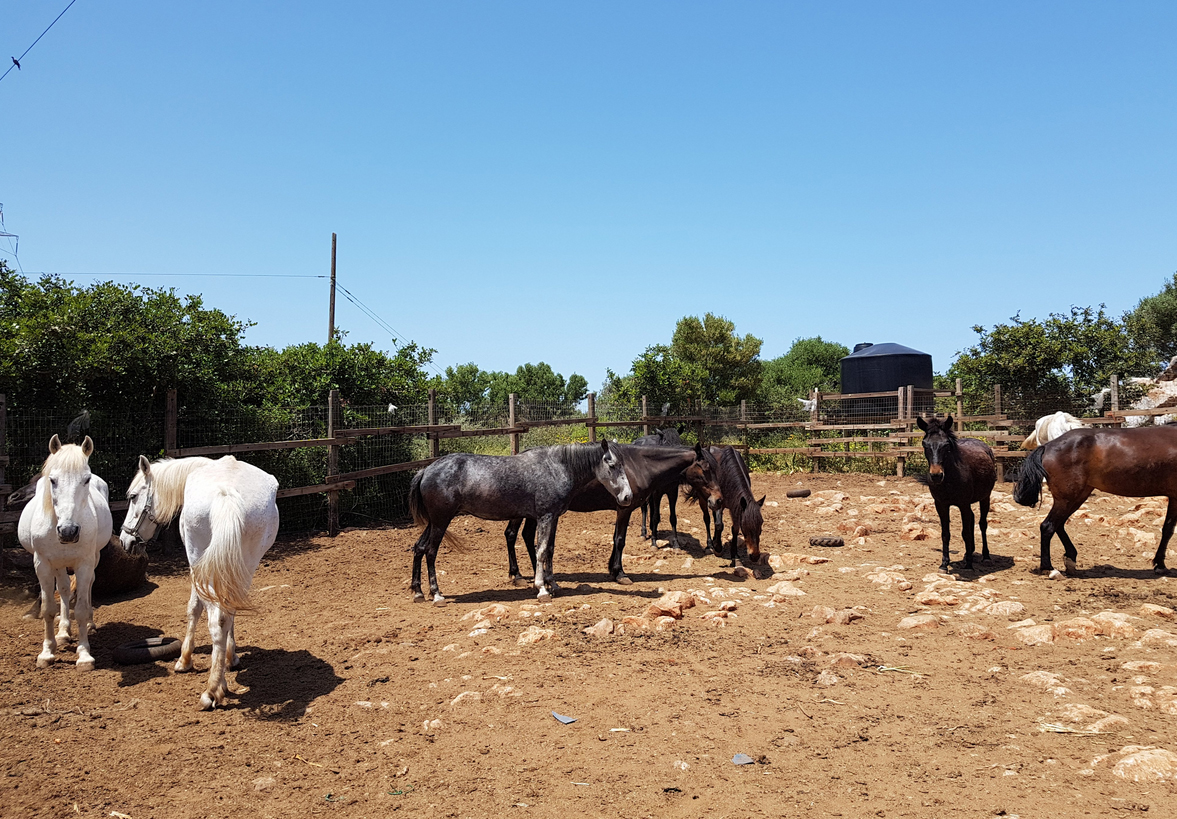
left=1013, top=447, right=1046, bottom=507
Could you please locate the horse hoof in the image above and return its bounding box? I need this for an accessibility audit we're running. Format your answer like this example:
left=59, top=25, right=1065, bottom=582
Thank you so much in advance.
left=1155, top=564, right=1170, bottom=576
left=198, top=692, right=217, bottom=711
left=174, top=659, right=193, bottom=673
left=512, top=576, right=532, bottom=588
left=1048, top=569, right=1064, bottom=580
left=1064, top=558, right=1079, bottom=576
left=77, top=659, right=94, bottom=672
left=432, top=596, right=449, bottom=607
left=536, top=589, right=551, bottom=602
left=614, top=574, right=633, bottom=586
left=36, top=655, right=54, bottom=668
left=412, top=593, right=426, bottom=603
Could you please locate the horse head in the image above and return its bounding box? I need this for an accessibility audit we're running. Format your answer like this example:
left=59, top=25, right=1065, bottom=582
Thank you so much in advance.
left=595, top=440, right=633, bottom=507
left=682, top=442, right=723, bottom=510
left=42, top=434, right=95, bottom=543
left=120, top=454, right=159, bottom=553
left=738, top=494, right=767, bottom=560
left=917, top=414, right=956, bottom=485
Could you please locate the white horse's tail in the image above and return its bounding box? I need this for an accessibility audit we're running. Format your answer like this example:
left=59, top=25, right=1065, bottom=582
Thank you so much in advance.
left=191, top=487, right=255, bottom=613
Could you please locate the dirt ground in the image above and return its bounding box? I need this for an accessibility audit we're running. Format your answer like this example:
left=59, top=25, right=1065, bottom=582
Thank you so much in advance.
left=5, top=470, right=1177, bottom=818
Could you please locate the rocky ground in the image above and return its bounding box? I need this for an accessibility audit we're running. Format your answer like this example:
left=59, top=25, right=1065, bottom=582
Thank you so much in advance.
left=3, top=470, right=1177, bottom=818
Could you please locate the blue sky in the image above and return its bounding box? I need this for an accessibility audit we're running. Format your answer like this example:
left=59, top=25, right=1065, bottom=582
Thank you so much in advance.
left=3, top=2, right=1175, bottom=391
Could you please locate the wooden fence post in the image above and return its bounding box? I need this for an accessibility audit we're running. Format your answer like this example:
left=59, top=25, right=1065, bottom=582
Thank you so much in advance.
left=641, top=396, right=649, bottom=436
left=896, top=386, right=906, bottom=478
left=740, top=399, right=748, bottom=455
left=1111, top=374, right=1119, bottom=414
left=509, top=393, right=520, bottom=455
left=906, top=384, right=915, bottom=421
left=587, top=393, right=597, bottom=442
left=327, top=389, right=340, bottom=537
left=994, top=384, right=1003, bottom=417
left=956, top=378, right=963, bottom=421
left=428, top=388, right=440, bottom=458
left=165, top=388, right=178, bottom=455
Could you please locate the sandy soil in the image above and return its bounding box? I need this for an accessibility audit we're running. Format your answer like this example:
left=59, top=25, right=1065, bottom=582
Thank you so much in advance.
left=4, top=471, right=1177, bottom=818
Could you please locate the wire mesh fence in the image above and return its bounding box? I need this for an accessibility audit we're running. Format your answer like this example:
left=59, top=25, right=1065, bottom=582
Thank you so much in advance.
left=2, top=381, right=1146, bottom=538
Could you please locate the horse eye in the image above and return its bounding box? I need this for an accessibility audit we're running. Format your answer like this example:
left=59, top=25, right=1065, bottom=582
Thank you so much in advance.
left=83, top=476, right=90, bottom=484
left=50, top=478, right=57, bottom=487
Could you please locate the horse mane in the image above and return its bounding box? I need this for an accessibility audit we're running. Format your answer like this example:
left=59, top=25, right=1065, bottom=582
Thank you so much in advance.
left=133, top=456, right=217, bottom=525
left=38, top=444, right=91, bottom=515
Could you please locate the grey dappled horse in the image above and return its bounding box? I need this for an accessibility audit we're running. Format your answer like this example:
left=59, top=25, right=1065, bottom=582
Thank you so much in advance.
left=503, top=442, right=723, bottom=586
left=408, top=441, right=633, bottom=602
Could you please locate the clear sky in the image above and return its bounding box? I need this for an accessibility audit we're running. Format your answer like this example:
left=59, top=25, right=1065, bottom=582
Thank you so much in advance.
left=3, top=2, right=1175, bottom=391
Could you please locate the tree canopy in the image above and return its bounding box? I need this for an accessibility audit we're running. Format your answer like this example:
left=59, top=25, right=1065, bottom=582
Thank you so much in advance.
left=757, top=337, right=849, bottom=406
left=438, top=361, right=588, bottom=415
left=1126, top=271, right=1177, bottom=369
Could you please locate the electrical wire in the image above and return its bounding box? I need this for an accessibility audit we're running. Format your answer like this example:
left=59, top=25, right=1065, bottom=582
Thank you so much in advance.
left=335, top=281, right=447, bottom=377
left=0, top=0, right=79, bottom=84
left=24, top=272, right=327, bottom=278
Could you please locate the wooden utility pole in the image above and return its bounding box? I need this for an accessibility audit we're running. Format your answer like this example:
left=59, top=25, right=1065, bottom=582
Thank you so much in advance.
left=955, top=378, right=963, bottom=421
left=328, top=232, right=337, bottom=344
left=641, top=396, right=649, bottom=436
left=165, top=388, right=178, bottom=455
left=327, top=389, right=340, bottom=537
left=587, top=393, right=597, bottom=442
left=509, top=393, right=520, bottom=455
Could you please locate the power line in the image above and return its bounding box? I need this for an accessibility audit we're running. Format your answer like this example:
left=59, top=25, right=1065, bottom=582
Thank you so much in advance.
left=0, top=0, right=79, bottom=84
left=24, top=271, right=327, bottom=278
left=336, top=282, right=447, bottom=377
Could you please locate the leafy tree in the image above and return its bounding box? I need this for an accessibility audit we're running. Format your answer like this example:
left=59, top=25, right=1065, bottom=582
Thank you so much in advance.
left=947, top=306, right=1153, bottom=404
left=439, top=361, right=588, bottom=414
left=1126, top=271, right=1177, bottom=369
left=440, top=362, right=494, bottom=414
left=757, top=337, right=849, bottom=405
left=0, top=265, right=250, bottom=415
left=604, top=344, right=698, bottom=410
left=669, top=313, right=763, bottom=404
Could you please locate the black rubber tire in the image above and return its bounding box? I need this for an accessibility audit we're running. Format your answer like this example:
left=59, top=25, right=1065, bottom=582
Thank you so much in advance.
left=113, top=636, right=181, bottom=665
left=786, top=489, right=811, bottom=498
left=809, top=536, right=844, bottom=548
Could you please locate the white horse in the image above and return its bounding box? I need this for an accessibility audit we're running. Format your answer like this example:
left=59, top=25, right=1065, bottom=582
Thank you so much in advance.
left=1021, top=411, right=1085, bottom=450
left=18, top=435, right=113, bottom=671
left=119, top=455, right=279, bottom=710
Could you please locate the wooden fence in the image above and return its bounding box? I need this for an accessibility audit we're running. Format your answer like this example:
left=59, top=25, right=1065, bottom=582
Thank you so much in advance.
left=0, top=375, right=1150, bottom=537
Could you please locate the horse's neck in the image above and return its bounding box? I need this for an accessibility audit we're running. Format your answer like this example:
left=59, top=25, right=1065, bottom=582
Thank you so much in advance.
left=631, top=449, right=693, bottom=491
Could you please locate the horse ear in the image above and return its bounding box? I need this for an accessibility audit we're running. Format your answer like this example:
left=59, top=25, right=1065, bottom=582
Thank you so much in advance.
left=916, top=416, right=928, bottom=432
left=758, top=495, right=766, bottom=507
left=678, top=425, right=686, bottom=436
left=49, top=434, right=62, bottom=454
left=695, top=442, right=703, bottom=457
left=600, top=439, right=610, bottom=454
left=944, top=414, right=954, bottom=431
left=81, top=436, right=94, bottom=457
left=139, top=455, right=153, bottom=481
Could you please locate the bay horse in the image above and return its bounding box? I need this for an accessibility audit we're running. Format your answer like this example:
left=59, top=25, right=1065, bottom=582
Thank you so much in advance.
left=120, top=455, right=279, bottom=710
left=916, top=415, right=996, bottom=572
left=18, top=435, right=113, bottom=671
left=409, top=440, right=633, bottom=602
left=1013, top=425, right=1177, bottom=575
left=688, top=445, right=765, bottom=568
left=503, top=442, right=722, bottom=586
left=632, top=426, right=689, bottom=546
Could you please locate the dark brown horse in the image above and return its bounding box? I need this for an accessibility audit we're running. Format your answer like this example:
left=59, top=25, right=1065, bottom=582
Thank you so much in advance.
left=688, top=445, right=765, bottom=568
left=916, top=415, right=996, bottom=572
left=1013, top=425, right=1177, bottom=575
left=633, top=426, right=688, bottom=546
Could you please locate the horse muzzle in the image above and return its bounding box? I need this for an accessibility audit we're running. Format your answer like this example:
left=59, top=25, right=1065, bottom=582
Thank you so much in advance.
left=57, top=524, right=80, bottom=543
left=707, top=494, right=721, bottom=511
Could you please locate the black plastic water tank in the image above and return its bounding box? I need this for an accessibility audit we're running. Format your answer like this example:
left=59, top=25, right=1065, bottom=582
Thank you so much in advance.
left=840, top=343, right=933, bottom=394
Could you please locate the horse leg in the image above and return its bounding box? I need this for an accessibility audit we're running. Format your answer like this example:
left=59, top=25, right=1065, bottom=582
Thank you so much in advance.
left=959, top=504, right=977, bottom=571
left=649, top=493, right=663, bottom=548
left=700, top=503, right=714, bottom=552
left=505, top=519, right=523, bottom=584
left=667, top=491, right=679, bottom=548
left=533, top=515, right=558, bottom=600
left=979, top=495, right=992, bottom=563
left=199, top=601, right=231, bottom=710
left=1038, top=489, right=1091, bottom=574
left=54, top=567, right=72, bottom=647
left=713, top=509, right=726, bottom=560
left=424, top=523, right=448, bottom=604
left=72, top=561, right=97, bottom=671
left=411, top=525, right=431, bottom=602
left=640, top=501, right=650, bottom=540
left=34, top=558, right=59, bottom=668
left=522, top=518, right=538, bottom=578
left=1153, top=499, right=1177, bottom=575
left=226, top=614, right=239, bottom=668
left=728, top=514, right=742, bottom=568
left=610, top=508, right=635, bottom=584
left=935, top=499, right=952, bottom=572
left=176, top=584, right=205, bottom=672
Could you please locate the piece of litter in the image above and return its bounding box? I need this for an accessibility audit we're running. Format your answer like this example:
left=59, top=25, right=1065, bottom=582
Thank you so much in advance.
left=111, top=813, right=132, bottom=819
left=572, top=782, right=590, bottom=786
left=877, top=665, right=926, bottom=677
left=295, top=755, right=324, bottom=767
left=552, top=711, right=577, bottom=724
left=1038, top=722, right=1106, bottom=735
left=732, top=753, right=755, bottom=765
left=609, top=727, right=630, bottom=732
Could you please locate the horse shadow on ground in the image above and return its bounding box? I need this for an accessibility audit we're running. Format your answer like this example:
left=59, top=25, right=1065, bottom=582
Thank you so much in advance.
left=449, top=578, right=668, bottom=605
left=87, top=620, right=174, bottom=683
left=1068, top=563, right=1168, bottom=581
left=942, top=552, right=1019, bottom=580
left=234, top=647, right=343, bottom=721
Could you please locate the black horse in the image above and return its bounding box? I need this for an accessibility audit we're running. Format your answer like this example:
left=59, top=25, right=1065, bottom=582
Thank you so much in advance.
left=688, top=445, right=765, bottom=567
left=408, top=440, right=633, bottom=602
left=916, top=415, right=996, bottom=572
left=503, top=442, right=722, bottom=586
left=632, top=426, right=689, bottom=546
